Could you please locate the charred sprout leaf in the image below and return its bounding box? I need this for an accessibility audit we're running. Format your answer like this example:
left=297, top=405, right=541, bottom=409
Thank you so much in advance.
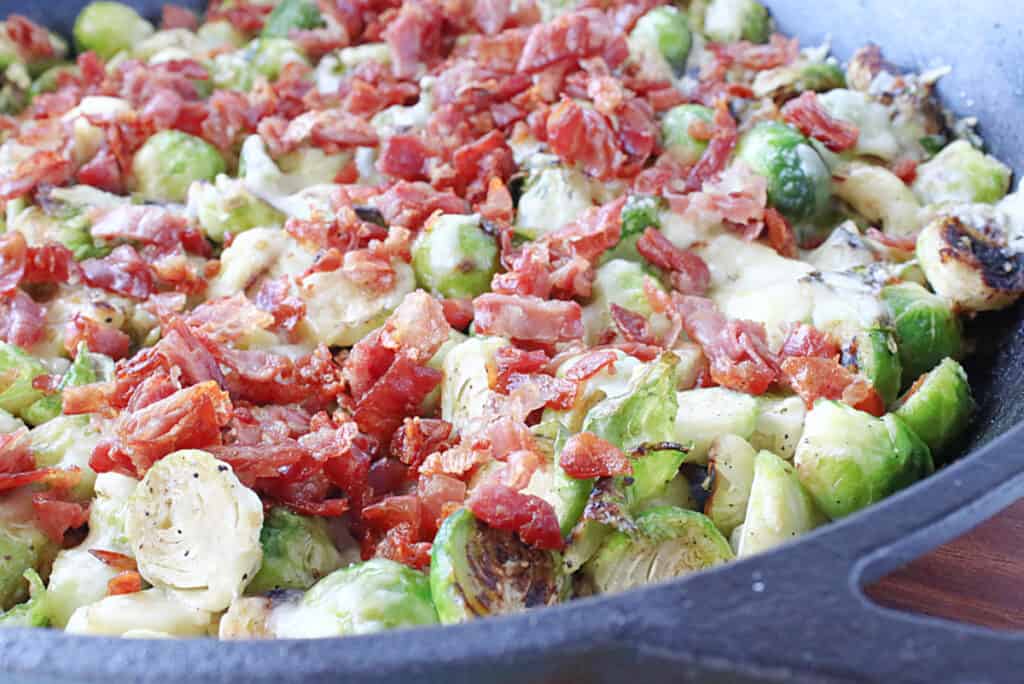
left=412, top=214, right=499, bottom=299
left=0, top=570, right=50, bottom=628
left=912, top=140, right=1012, bottom=205
left=794, top=401, right=933, bottom=520
left=246, top=508, right=344, bottom=595
left=894, top=358, right=974, bottom=457
left=662, top=104, right=714, bottom=166
left=584, top=506, right=734, bottom=594
left=852, top=328, right=902, bottom=408
left=705, top=435, right=757, bottom=537
left=268, top=559, right=438, bottom=637
left=125, top=450, right=264, bottom=613
left=736, top=450, right=824, bottom=557
left=430, top=508, right=564, bottom=625
left=880, top=281, right=962, bottom=385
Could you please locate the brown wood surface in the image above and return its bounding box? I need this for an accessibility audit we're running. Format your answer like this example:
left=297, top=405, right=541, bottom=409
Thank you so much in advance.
left=864, top=499, right=1024, bottom=630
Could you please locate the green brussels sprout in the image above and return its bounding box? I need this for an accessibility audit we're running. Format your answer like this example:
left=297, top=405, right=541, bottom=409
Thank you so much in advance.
left=198, top=21, right=247, bottom=51
left=673, top=387, right=759, bottom=464
left=661, top=104, right=714, bottom=166
left=73, top=2, right=155, bottom=59
left=430, top=508, right=564, bottom=624
left=544, top=349, right=645, bottom=433
left=752, top=59, right=845, bottom=101
left=514, top=163, right=597, bottom=238
left=794, top=401, right=934, bottom=519
left=832, top=162, right=923, bottom=238
left=583, top=506, right=734, bottom=594
left=522, top=425, right=592, bottom=536
left=0, top=570, right=50, bottom=627
left=209, top=50, right=255, bottom=92
left=582, top=353, right=684, bottom=506
left=880, top=281, right=962, bottom=385
left=189, top=175, right=285, bottom=242
left=251, top=38, right=310, bottom=80
left=629, top=6, right=692, bottom=76
left=125, top=450, right=264, bottom=613
left=583, top=258, right=668, bottom=344
left=852, top=328, right=902, bottom=408
left=441, top=335, right=507, bottom=433
left=132, top=130, right=227, bottom=203
left=640, top=471, right=695, bottom=511
left=247, top=507, right=343, bottom=595
left=704, top=434, right=757, bottom=536
left=262, top=0, right=325, bottom=39
left=735, top=450, right=825, bottom=557
left=915, top=213, right=1024, bottom=313
left=748, top=395, right=806, bottom=460
left=21, top=343, right=102, bottom=426
left=620, top=195, right=665, bottom=239
left=798, top=62, right=846, bottom=92
left=270, top=559, right=437, bottom=637
left=736, top=121, right=832, bottom=226
left=411, top=214, right=499, bottom=299
left=0, top=62, right=31, bottom=115
left=0, top=495, right=57, bottom=610
left=29, top=415, right=102, bottom=499
left=0, top=342, right=48, bottom=418
left=28, top=63, right=76, bottom=101
left=703, top=0, right=771, bottom=43
left=894, top=358, right=974, bottom=457
left=913, top=140, right=1012, bottom=206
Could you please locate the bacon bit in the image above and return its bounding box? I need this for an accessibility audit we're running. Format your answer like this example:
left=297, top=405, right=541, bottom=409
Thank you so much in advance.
left=449, top=130, right=516, bottom=203
left=0, top=430, right=34, bottom=475
left=559, top=432, right=632, bottom=479
left=5, top=15, right=54, bottom=61
left=377, top=134, right=433, bottom=181
left=280, top=497, right=350, bottom=517
left=89, top=549, right=138, bottom=571
left=473, top=293, right=584, bottom=342
left=492, top=346, right=549, bottom=391
left=32, top=490, right=89, bottom=542
left=64, top=314, right=132, bottom=360
left=610, top=304, right=655, bottom=344
left=763, top=207, right=799, bottom=258
left=0, top=150, right=74, bottom=201
left=891, top=158, right=918, bottom=185
left=636, top=227, right=711, bottom=295
left=781, top=92, right=859, bottom=153
left=353, top=354, right=442, bottom=441
left=479, top=177, right=515, bottom=223
left=80, top=246, right=156, bottom=300
left=161, top=3, right=199, bottom=29
left=517, top=9, right=627, bottom=74
left=205, top=0, right=272, bottom=33
left=391, top=418, right=454, bottom=470
left=684, top=100, right=739, bottom=193
left=780, top=356, right=885, bottom=416
left=503, top=373, right=577, bottom=411
left=383, top=0, right=444, bottom=78
left=467, top=484, right=564, bottom=550
left=0, top=290, right=47, bottom=348
left=547, top=197, right=625, bottom=261
left=107, top=571, right=144, bottom=596
left=546, top=97, right=620, bottom=180
left=439, top=298, right=474, bottom=330
left=564, top=349, right=620, bottom=382
left=417, top=473, right=466, bottom=536
left=374, top=181, right=470, bottom=228
left=373, top=523, right=432, bottom=570
left=706, top=34, right=800, bottom=73
left=0, top=231, right=27, bottom=294
left=779, top=323, right=840, bottom=360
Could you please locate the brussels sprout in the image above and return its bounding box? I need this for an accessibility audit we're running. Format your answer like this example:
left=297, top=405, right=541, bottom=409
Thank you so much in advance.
left=0, top=570, right=49, bottom=627
left=188, top=175, right=285, bottom=242
left=640, top=471, right=695, bottom=511
left=880, top=281, right=962, bottom=384
left=28, top=415, right=101, bottom=499
left=661, top=104, right=714, bottom=166
left=913, top=140, right=1012, bottom=206
left=132, top=130, right=227, bottom=203
left=411, top=214, right=499, bottom=299
left=804, top=221, right=875, bottom=273
left=620, top=194, right=665, bottom=239
left=45, top=473, right=136, bottom=627
left=583, top=258, right=669, bottom=344
left=125, top=449, right=264, bottom=613
left=209, top=50, right=255, bottom=92
left=28, top=64, right=76, bottom=101
left=0, top=409, right=22, bottom=434
left=915, top=213, right=1024, bottom=313
left=833, top=162, right=923, bottom=238
left=266, top=559, right=437, bottom=637
left=73, top=2, right=155, bottom=59
left=0, top=497, right=57, bottom=610
left=430, top=508, right=563, bottom=624
left=673, top=387, right=759, bottom=464
left=852, top=329, right=902, bottom=408
left=583, top=353, right=684, bottom=505
left=735, top=450, right=824, bottom=557
left=749, top=395, right=806, bottom=460
left=0, top=342, right=47, bottom=418
left=629, top=6, right=692, bottom=77
left=894, top=358, right=974, bottom=456
left=0, top=22, right=66, bottom=77
left=736, top=121, right=832, bottom=227
left=816, top=90, right=907, bottom=162
left=251, top=38, right=310, bottom=80
left=246, top=508, right=343, bottom=595
left=514, top=163, right=597, bottom=238
left=441, top=335, right=506, bottom=433
left=198, top=21, right=247, bottom=51
left=794, top=401, right=933, bottom=519
left=519, top=426, right=592, bottom=536
left=21, top=343, right=102, bottom=426
left=703, top=0, right=770, bottom=43
left=544, top=349, right=646, bottom=433
left=262, top=0, right=325, bottom=38
left=584, top=506, right=733, bottom=594
left=704, top=435, right=757, bottom=536
left=66, top=588, right=214, bottom=637
left=752, top=60, right=846, bottom=101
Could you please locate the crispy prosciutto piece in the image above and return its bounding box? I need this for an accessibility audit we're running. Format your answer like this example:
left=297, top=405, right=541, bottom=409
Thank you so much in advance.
left=636, top=227, right=711, bottom=295
left=32, top=490, right=90, bottom=543
left=383, top=0, right=445, bottom=78
left=517, top=9, right=627, bottom=74
left=610, top=303, right=655, bottom=344
left=779, top=323, right=841, bottom=360
left=353, top=353, right=442, bottom=441
left=64, top=314, right=132, bottom=360
left=763, top=207, right=799, bottom=258
left=374, top=181, right=470, bottom=228
left=5, top=15, right=55, bottom=61
left=684, top=100, right=739, bottom=193
left=0, top=290, right=46, bottom=348
left=467, top=483, right=565, bottom=550
left=473, top=294, right=584, bottom=342
left=781, top=92, right=860, bottom=153
left=546, top=97, right=621, bottom=180
left=559, top=431, right=632, bottom=479
left=0, top=150, right=74, bottom=201
left=391, top=418, right=455, bottom=470
left=79, top=246, right=156, bottom=300
left=780, top=356, right=885, bottom=416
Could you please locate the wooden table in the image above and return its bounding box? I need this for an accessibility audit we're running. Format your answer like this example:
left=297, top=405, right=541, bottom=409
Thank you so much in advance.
left=865, top=499, right=1024, bottom=630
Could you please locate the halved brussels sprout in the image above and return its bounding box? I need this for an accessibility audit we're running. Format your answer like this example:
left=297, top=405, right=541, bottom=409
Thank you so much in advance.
left=440, top=335, right=506, bottom=433
left=412, top=214, right=499, bottom=299
left=523, top=426, right=592, bottom=536
left=912, top=140, right=1012, bottom=206
left=132, top=130, right=227, bottom=203
left=620, top=194, right=665, bottom=239
left=125, top=449, right=264, bottom=613
left=188, top=175, right=285, bottom=242
left=794, top=401, right=933, bottom=519
left=735, top=450, right=824, bottom=557
left=662, top=104, right=714, bottom=166
left=833, top=162, right=923, bottom=238
left=514, top=162, right=596, bottom=238
left=673, top=387, right=759, bottom=464
left=21, top=343, right=103, bottom=426
left=704, top=435, right=757, bottom=536
left=703, top=0, right=771, bottom=43
left=584, top=506, right=734, bottom=594
left=0, top=570, right=49, bottom=627
left=29, top=414, right=101, bottom=498
left=1, top=495, right=57, bottom=610
left=246, top=507, right=343, bottom=595
left=0, top=342, right=47, bottom=419
left=852, top=328, right=902, bottom=408
left=268, top=559, right=438, bottom=637
left=430, top=508, right=564, bottom=624
left=261, top=0, right=325, bottom=39
left=915, top=213, right=1024, bottom=313
left=880, top=281, right=962, bottom=384
left=65, top=588, right=214, bottom=637
left=749, top=395, right=806, bottom=460
left=753, top=59, right=845, bottom=101
left=583, top=258, right=669, bottom=344
left=629, top=6, right=692, bottom=77
left=73, top=1, right=154, bottom=59
left=736, top=121, right=832, bottom=226
left=894, top=358, right=974, bottom=457
left=198, top=20, right=247, bottom=51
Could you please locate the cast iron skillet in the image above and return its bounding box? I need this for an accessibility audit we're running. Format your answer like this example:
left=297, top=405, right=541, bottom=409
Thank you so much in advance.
left=1, top=1, right=1023, bottom=682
